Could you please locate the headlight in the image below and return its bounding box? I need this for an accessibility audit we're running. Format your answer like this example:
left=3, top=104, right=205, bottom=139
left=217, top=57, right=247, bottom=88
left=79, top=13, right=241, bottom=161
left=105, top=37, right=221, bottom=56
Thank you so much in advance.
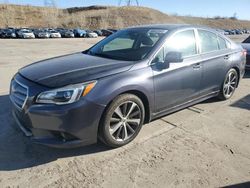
left=36, top=81, right=97, bottom=105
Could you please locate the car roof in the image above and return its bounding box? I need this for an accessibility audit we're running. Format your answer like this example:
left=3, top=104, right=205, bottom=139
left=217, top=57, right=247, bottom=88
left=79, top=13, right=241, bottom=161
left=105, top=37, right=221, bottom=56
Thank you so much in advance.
left=126, top=24, right=214, bottom=31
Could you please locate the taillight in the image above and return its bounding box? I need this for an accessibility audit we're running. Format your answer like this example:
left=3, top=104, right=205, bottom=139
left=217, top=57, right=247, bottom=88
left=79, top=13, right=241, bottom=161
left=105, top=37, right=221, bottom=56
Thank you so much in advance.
left=243, top=49, right=247, bottom=56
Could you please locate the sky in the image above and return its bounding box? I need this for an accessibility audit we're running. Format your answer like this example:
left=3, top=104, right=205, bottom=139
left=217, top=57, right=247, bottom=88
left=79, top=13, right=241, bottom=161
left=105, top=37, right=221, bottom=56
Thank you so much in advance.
left=1, top=0, right=250, bottom=20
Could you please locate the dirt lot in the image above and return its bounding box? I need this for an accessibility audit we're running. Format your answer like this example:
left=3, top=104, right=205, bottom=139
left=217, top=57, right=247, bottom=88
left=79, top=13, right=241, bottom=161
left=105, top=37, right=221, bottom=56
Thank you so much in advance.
left=0, top=35, right=249, bottom=188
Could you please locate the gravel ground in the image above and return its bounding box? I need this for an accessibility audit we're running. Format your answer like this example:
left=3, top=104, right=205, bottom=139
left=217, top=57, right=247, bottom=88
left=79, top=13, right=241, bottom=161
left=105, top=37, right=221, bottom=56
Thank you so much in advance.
left=0, top=35, right=249, bottom=188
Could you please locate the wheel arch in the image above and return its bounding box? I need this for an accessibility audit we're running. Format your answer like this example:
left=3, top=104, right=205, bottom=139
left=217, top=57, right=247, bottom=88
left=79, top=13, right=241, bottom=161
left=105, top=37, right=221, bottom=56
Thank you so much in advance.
left=98, top=89, right=151, bottom=130
left=120, top=90, right=151, bottom=124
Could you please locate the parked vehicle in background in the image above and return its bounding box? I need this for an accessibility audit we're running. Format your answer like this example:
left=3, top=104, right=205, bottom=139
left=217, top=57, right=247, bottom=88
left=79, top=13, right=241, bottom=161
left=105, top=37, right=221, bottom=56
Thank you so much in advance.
left=10, top=24, right=246, bottom=148
left=235, top=29, right=243, bottom=35
left=17, top=29, right=35, bottom=39
left=49, top=30, right=61, bottom=38
left=216, top=29, right=225, bottom=35
left=245, top=30, right=250, bottom=34
left=108, top=29, right=118, bottom=33
left=223, top=30, right=230, bottom=35
left=227, top=30, right=236, bottom=35
left=241, top=36, right=250, bottom=69
left=60, top=29, right=75, bottom=38
left=86, top=30, right=98, bottom=38
left=93, top=30, right=103, bottom=36
left=73, top=29, right=87, bottom=37
left=0, top=29, right=16, bottom=38
left=101, top=29, right=114, bottom=37
left=34, top=29, right=50, bottom=39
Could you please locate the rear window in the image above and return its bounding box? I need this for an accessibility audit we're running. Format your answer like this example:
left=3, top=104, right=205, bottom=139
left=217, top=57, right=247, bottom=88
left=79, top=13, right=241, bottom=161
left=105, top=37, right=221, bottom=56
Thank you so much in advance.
left=198, top=30, right=219, bottom=53
left=218, top=37, right=228, bottom=50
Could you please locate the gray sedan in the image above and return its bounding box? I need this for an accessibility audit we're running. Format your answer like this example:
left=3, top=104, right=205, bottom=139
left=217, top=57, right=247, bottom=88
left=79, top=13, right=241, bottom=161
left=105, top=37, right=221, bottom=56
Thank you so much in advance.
left=10, top=24, right=246, bottom=148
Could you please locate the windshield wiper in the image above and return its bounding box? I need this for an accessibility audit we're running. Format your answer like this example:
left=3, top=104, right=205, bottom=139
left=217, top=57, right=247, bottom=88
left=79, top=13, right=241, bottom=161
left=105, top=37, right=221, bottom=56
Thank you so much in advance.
left=87, top=50, right=133, bottom=61
left=88, top=51, right=119, bottom=59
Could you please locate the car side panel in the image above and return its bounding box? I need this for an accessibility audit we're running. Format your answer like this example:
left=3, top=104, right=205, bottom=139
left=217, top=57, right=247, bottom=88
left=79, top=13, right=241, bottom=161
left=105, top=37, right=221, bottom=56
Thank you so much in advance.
left=151, top=55, right=202, bottom=112
left=199, top=50, right=232, bottom=95
left=85, top=65, right=155, bottom=114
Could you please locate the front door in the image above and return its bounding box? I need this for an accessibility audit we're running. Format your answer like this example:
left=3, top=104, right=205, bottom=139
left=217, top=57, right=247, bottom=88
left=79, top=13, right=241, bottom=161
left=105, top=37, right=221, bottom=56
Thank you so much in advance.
left=152, top=29, right=202, bottom=113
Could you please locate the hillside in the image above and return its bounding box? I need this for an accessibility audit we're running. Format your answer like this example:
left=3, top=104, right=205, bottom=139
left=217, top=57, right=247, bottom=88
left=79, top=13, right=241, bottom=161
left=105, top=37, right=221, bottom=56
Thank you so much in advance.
left=1, top=4, right=250, bottom=29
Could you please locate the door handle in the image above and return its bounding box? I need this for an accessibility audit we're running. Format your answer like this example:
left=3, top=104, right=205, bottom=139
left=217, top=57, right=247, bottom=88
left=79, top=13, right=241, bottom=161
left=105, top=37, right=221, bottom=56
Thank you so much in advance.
left=224, top=55, right=230, bottom=60
left=193, top=63, right=201, bottom=69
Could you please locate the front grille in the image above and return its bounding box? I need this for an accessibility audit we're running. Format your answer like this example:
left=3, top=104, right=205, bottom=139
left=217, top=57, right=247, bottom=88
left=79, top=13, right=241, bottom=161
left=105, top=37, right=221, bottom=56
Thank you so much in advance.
left=10, top=79, right=28, bottom=109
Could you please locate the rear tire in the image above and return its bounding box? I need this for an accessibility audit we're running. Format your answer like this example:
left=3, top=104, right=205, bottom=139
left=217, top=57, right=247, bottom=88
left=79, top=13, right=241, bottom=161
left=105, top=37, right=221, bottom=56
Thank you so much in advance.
left=99, top=94, right=145, bottom=148
left=218, top=68, right=238, bottom=100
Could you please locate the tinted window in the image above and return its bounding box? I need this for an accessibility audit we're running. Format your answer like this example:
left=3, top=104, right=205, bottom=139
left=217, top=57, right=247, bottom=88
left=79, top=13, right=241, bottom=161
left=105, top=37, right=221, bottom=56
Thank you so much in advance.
left=198, top=30, right=219, bottom=53
left=218, top=37, right=228, bottom=50
left=166, top=30, right=197, bottom=57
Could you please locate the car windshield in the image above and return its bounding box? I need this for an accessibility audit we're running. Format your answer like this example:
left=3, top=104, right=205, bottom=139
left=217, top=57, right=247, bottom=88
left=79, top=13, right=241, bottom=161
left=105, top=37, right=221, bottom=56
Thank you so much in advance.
left=87, top=28, right=167, bottom=61
left=22, top=30, right=31, bottom=33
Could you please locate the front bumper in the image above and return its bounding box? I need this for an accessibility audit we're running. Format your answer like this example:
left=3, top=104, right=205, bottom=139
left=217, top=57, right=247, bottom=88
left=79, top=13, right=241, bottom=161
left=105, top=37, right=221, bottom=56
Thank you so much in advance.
left=50, top=34, right=61, bottom=38
left=65, top=33, right=74, bottom=38
left=23, top=35, right=35, bottom=39
left=10, top=74, right=105, bottom=148
left=38, top=34, right=50, bottom=38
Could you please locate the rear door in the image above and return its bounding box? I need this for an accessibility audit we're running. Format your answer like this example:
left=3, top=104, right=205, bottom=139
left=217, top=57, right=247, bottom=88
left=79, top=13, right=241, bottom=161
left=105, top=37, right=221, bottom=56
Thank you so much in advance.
left=197, top=29, right=232, bottom=96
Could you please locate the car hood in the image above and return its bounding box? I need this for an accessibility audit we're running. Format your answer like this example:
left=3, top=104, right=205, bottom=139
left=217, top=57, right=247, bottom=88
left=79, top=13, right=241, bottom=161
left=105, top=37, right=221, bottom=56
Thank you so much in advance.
left=19, top=52, right=134, bottom=88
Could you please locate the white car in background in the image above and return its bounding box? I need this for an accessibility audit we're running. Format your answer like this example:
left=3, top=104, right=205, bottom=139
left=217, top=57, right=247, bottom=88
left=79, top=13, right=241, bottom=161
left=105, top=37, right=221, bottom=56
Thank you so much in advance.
left=86, top=30, right=98, bottom=38
left=49, top=30, right=61, bottom=38
left=18, top=29, right=35, bottom=39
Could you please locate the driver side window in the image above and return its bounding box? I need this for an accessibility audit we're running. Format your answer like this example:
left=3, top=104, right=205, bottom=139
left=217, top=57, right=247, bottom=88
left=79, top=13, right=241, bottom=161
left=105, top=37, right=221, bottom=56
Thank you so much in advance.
left=153, top=29, right=197, bottom=63
left=166, top=30, right=197, bottom=57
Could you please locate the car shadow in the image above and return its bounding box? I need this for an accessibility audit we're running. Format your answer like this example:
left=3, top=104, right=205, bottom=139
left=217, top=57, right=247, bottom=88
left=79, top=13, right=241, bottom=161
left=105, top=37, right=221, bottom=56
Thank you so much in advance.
left=0, top=94, right=111, bottom=171
left=230, top=94, right=250, bottom=110
left=199, top=96, right=221, bottom=104
left=243, top=70, right=250, bottom=78
left=1, top=69, right=249, bottom=171
left=200, top=70, right=250, bottom=105
left=222, top=181, right=250, bottom=188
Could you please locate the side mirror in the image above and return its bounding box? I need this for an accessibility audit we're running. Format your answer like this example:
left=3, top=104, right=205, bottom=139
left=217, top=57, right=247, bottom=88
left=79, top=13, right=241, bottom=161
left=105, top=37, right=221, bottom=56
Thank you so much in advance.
left=158, top=51, right=183, bottom=70
left=164, top=51, right=183, bottom=64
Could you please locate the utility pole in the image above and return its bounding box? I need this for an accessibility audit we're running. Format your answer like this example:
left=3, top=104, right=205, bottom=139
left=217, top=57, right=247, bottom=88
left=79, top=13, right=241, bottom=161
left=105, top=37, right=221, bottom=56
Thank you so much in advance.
left=118, top=0, right=139, bottom=6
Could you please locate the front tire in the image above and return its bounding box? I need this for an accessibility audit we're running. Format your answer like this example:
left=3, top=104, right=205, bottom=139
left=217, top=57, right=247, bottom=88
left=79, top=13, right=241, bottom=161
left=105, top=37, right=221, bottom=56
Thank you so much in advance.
left=99, top=94, right=145, bottom=148
left=218, top=68, right=238, bottom=100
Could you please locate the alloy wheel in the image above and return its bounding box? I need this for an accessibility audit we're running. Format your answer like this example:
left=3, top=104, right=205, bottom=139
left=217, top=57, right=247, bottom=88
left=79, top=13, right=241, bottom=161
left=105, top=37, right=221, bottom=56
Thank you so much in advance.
left=223, top=71, right=237, bottom=98
left=109, top=101, right=142, bottom=142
